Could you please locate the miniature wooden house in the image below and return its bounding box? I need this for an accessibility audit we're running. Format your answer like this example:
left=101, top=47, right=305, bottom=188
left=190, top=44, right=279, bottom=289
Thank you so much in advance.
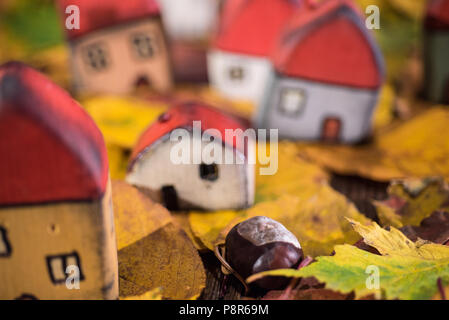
left=208, top=0, right=300, bottom=104
left=424, top=0, right=449, bottom=104
left=0, top=62, right=118, bottom=300
left=255, top=0, right=384, bottom=143
left=58, top=0, right=173, bottom=95
left=158, top=0, right=221, bottom=41
left=127, top=102, right=255, bottom=211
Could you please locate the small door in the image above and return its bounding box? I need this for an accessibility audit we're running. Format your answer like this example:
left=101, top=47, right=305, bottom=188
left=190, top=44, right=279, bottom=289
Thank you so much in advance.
left=161, top=185, right=180, bottom=211
left=321, top=117, right=341, bottom=143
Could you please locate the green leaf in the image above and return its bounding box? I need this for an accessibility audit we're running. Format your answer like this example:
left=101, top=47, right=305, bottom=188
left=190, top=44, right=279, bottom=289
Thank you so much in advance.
left=248, top=220, right=449, bottom=300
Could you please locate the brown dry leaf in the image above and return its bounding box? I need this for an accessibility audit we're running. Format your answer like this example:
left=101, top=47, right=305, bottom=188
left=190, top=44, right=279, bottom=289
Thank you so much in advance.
left=401, top=211, right=449, bottom=245
left=171, top=211, right=208, bottom=251
left=374, top=178, right=449, bottom=228
left=112, top=181, right=206, bottom=300
left=189, top=142, right=370, bottom=257
left=298, top=108, right=449, bottom=181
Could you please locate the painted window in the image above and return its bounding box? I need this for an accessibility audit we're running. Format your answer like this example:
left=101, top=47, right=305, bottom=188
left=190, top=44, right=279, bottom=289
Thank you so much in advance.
left=228, top=66, right=244, bottom=82
left=278, top=88, right=306, bottom=117
left=46, top=252, right=85, bottom=285
left=83, top=43, right=109, bottom=71
left=0, top=226, right=12, bottom=257
left=131, top=33, right=156, bottom=59
left=199, top=163, right=219, bottom=181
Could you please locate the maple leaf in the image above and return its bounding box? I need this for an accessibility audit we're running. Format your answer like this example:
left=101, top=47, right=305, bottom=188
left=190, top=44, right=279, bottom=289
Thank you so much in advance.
left=247, top=219, right=449, bottom=300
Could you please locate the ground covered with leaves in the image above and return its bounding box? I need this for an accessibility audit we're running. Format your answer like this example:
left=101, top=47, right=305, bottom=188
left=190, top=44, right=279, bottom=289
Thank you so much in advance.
left=1, top=0, right=448, bottom=300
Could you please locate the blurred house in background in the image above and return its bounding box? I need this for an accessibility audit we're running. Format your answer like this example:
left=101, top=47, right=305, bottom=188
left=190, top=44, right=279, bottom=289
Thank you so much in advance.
left=255, top=0, right=384, bottom=144
left=158, top=0, right=220, bottom=41
left=158, top=0, right=222, bottom=83
left=57, top=0, right=173, bottom=95
left=208, top=0, right=301, bottom=105
left=424, top=0, right=449, bottom=104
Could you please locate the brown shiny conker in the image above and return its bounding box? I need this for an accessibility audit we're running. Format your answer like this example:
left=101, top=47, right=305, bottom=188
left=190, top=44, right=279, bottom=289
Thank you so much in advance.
left=225, top=216, right=303, bottom=290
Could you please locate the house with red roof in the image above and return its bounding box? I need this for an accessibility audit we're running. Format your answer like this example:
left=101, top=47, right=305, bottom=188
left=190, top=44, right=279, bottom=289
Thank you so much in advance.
left=255, top=0, right=385, bottom=143
left=424, top=0, right=449, bottom=104
left=207, top=0, right=301, bottom=104
left=0, top=62, right=118, bottom=299
left=127, top=102, right=255, bottom=211
left=57, top=0, right=173, bottom=95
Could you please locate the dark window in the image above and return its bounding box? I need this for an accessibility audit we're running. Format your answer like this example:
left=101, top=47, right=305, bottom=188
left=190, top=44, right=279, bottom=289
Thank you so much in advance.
left=46, top=252, right=85, bottom=285
left=0, top=226, right=12, bottom=257
left=278, top=88, right=306, bottom=117
left=131, top=33, right=156, bottom=59
left=228, top=66, right=244, bottom=81
left=84, top=43, right=109, bottom=71
left=199, top=163, right=219, bottom=181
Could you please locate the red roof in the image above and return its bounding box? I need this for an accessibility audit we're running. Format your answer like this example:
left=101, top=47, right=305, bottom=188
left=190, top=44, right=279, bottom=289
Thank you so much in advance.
left=0, top=62, right=108, bottom=206
left=213, top=0, right=301, bottom=56
left=57, top=0, right=160, bottom=40
left=426, top=0, right=449, bottom=29
left=129, top=102, right=250, bottom=169
left=273, top=0, right=384, bottom=89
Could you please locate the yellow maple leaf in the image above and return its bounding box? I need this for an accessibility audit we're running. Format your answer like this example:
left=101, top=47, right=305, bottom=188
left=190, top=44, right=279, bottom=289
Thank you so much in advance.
left=248, top=219, right=449, bottom=300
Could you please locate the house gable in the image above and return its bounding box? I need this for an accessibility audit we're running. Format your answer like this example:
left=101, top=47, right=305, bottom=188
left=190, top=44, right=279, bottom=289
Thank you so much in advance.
left=0, top=62, right=108, bottom=205
left=273, top=1, right=384, bottom=89
left=213, top=0, right=300, bottom=56
left=57, top=0, right=160, bottom=40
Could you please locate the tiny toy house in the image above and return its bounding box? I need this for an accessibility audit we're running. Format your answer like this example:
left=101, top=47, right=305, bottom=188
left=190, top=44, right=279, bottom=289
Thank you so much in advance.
left=208, top=0, right=300, bottom=104
left=0, top=62, right=118, bottom=300
left=158, top=0, right=221, bottom=41
left=256, top=0, right=385, bottom=143
left=424, top=0, right=449, bottom=104
left=127, top=102, right=255, bottom=211
left=58, top=0, right=173, bottom=95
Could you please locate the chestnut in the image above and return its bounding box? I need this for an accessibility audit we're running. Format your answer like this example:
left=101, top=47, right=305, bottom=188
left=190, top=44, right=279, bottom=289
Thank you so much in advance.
left=225, top=216, right=303, bottom=290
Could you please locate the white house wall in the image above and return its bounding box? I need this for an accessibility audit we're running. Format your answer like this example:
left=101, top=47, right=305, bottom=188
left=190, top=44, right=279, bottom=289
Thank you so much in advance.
left=207, top=49, right=273, bottom=106
left=126, top=134, right=255, bottom=211
left=257, top=75, right=379, bottom=143
left=158, top=0, right=220, bottom=41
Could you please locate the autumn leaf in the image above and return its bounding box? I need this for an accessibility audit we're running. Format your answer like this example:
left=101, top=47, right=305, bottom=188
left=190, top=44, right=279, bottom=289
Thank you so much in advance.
left=401, top=211, right=449, bottom=245
left=189, top=142, right=370, bottom=257
left=298, top=108, right=449, bottom=181
left=120, top=287, right=163, bottom=300
left=112, top=181, right=206, bottom=300
left=374, top=178, right=449, bottom=228
left=248, top=219, right=449, bottom=300
left=84, top=96, right=167, bottom=149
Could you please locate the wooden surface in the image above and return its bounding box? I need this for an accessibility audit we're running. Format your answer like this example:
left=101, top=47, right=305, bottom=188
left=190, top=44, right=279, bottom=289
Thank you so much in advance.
left=199, top=173, right=389, bottom=300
